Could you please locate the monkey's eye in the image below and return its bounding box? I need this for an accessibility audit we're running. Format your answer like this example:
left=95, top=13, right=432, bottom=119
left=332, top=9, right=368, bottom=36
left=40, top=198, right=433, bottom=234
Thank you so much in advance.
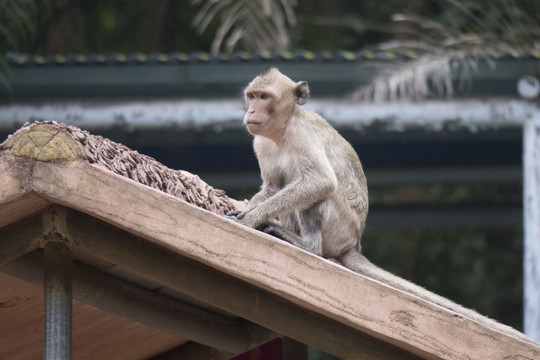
left=260, top=93, right=269, bottom=100
left=247, top=93, right=255, bottom=100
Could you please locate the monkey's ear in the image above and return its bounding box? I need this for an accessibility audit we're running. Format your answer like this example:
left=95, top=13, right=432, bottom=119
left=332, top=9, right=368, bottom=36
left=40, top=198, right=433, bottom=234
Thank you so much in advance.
left=294, top=81, right=310, bottom=105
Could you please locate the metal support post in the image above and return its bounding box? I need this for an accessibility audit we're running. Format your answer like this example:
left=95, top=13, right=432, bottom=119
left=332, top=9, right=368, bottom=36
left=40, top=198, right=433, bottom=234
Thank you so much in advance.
left=44, top=240, right=73, bottom=360
left=523, top=108, right=540, bottom=341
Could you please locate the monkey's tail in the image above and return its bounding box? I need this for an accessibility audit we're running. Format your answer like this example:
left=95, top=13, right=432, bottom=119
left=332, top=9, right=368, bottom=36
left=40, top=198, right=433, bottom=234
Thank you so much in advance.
left=338, top=248, right=532, bottom=343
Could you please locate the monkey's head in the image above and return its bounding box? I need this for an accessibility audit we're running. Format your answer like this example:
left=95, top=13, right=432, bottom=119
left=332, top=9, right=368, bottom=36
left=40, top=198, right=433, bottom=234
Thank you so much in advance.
left=243, top=68, right=310, bottom=139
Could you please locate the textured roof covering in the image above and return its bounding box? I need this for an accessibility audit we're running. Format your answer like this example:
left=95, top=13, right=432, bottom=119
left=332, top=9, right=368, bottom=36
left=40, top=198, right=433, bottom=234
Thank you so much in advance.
left=0, top=121, right=238, bottom=215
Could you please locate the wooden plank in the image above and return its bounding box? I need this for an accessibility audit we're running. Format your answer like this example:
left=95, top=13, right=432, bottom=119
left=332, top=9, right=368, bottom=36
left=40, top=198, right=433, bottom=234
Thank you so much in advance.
left=0, top=153, right=50, bottom=228
left=0, top=213, right=42, bottom=265
left=151, top=342, right=230, bottom=360
left=30, top=160, right=540, bottom=360
left=0, top=153, right=34, bottom=204
left=2, top=250, right=270, bottom=355
left=524, top=113, right=540, bottom=341
left=0, top=272, right=185, bottom=360
left=64, top=208, right=415, bottom=360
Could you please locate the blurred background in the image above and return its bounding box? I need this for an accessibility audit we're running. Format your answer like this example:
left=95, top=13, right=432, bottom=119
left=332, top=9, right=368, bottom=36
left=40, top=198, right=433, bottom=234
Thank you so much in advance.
left=1, top=1, right=539, bottom=359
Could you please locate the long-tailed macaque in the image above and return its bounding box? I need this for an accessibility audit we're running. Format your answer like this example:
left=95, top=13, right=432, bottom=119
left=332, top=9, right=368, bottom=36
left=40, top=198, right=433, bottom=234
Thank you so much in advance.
left=228, top=67, right=530, bottom=341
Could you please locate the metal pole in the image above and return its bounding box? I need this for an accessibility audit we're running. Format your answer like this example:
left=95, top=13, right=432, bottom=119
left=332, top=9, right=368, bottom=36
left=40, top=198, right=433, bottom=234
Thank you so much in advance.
left=44, top=240, right=73, bottom=360
left=524, top=111, right=540, bottom=342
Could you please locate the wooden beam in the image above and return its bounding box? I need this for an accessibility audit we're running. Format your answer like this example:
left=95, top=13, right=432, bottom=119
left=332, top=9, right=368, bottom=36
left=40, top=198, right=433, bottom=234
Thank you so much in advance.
left=282, top=338, right=307, bottom=360
left=29, top=160, right=540, bottom=359
left=0, top=153, right=50, bottom=228
left=0, top=213, right=42, bottom=265
left=1, top=250, right=274, bottom=356
left=64, top=208, right=415, bottom=360
left=150, top=342, right=231, bottom=360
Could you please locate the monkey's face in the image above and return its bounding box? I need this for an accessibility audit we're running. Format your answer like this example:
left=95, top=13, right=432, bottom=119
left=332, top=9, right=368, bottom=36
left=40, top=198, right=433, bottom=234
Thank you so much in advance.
left=243, top=89, right=282, bottom=136
left=243, top=68, right=309, bottom=140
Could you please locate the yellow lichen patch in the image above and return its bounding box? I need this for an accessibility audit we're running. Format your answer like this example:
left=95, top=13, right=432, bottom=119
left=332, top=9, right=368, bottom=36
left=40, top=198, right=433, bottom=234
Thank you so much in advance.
left=4, top=124, right=84, bottom=164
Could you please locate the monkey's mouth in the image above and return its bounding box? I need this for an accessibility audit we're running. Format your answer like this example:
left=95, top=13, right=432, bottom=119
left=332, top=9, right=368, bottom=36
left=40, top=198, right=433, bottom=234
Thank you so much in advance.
left=246, top=121, right=262, bottom=125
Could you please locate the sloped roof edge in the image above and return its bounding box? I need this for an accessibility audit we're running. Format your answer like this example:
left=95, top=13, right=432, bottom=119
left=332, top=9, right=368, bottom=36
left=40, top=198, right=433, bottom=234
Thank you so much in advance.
left=1, top=122, right=538, bottom=360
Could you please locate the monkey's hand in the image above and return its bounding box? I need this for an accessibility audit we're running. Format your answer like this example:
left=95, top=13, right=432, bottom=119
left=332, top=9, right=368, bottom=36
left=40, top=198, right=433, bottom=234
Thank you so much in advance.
left=225, top=211, right=288, bottom=239
left=224, top=207, right=270, bottom=232
left=225, top=210, right=242, bottom=218
left=224, top=211, right=310, bottom=251
left=234, top=207, right=268, bottom=230
left=223, top=210, right=248, bottom=226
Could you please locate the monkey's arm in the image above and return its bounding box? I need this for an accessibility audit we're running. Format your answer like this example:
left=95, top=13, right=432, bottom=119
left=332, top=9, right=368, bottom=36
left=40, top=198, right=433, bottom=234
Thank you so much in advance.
left=225, top=183, right=279, bottom=219
left=248, top=183, right=280, bottom=208
left=238, top=169, right=336, bottom=229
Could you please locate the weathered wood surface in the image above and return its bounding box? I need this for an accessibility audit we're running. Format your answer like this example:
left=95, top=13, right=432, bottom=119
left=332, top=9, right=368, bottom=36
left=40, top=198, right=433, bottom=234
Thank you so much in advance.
left=0, top=153, right=50, bottom=228
left=27, top=160, right=540, bottom=360
left=1, top=121, right=539, bottom=359
left=0, top=272, right=186, bottom=360
left=61, top=207, right=416, bottom=360
left=524, top=113, right=540, bottom=342
left=2, top=250, right=271, bottom=356
left=0, top=213, right=42, bottom=265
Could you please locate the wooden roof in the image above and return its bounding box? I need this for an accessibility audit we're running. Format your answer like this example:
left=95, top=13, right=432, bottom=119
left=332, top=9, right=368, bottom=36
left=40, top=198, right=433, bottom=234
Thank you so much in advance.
left=1, top=122, right=538, bottom=360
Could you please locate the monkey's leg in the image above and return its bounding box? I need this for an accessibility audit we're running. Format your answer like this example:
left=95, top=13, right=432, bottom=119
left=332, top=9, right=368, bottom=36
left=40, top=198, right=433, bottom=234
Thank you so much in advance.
left=223, top=214, right=284, bottom=234
left=261, top=223, right=316, bottom=251
left=224, top=214, right=319, bottom=254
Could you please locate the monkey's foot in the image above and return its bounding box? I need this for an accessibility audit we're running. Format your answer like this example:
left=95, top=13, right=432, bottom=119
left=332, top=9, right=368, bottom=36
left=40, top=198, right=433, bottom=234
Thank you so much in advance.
left=222, top=214, right=241, bottom=223
left=261, top=223, right=304, bottom=245
left=225, top=210, right=242, bottom=218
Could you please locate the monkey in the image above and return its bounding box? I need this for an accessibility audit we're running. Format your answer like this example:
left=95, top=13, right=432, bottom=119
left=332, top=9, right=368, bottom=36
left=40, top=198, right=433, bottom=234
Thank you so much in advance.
left=226, top=67, right=531, bottom=342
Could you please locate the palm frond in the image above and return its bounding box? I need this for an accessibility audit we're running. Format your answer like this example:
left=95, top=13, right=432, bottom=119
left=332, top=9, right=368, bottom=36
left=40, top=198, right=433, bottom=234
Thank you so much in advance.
left=191, top=0, right=297, bottom=55
left=356, top=0, right=540, bottom=102
left=0, top=0, right=42, bottom=90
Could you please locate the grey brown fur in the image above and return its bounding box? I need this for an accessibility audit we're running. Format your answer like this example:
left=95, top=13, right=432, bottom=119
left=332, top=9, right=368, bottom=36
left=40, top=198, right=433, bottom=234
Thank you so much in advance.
left=229, top=68, right=531, bottom=342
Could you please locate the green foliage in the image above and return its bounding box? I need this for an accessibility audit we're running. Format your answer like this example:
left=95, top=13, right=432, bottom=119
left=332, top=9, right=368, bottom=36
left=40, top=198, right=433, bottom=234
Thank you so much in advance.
left=370, top=183, right=522, bottom=207
left=364, top=226, right=524, bottom=330
left=191, top=0, right=297, bottom=55
left=0, top=0, right=38, bottom=51
left=80, top=1, right=206, bottom=55
left=440, top=0, right=540, bottom=44
left=0, top=0, right=41, bottom=89
left=355, top=0, right=540, bottom=101
left=364, top=181, right=524, bottom=330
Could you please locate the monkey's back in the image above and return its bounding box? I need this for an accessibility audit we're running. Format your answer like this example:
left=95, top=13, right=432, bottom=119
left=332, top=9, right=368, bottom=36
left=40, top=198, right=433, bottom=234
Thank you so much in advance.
left=298, top=109, right=369, bottom=221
